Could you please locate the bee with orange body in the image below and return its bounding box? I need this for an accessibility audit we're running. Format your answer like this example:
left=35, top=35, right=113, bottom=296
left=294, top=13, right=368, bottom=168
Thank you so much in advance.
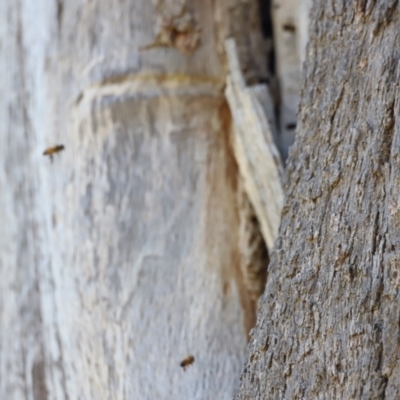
left=180, top=355, right=195, bottom=371
left=43, top=145, right=65, bottom=162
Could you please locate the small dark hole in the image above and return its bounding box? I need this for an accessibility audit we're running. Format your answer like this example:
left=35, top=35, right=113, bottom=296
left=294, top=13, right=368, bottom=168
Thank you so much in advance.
left=286, top=123, right=297, bottom=130
left=283, top=23, right=296, bottom=33
left=258, top=0, right=274, bottom=38
left=250, top=216, right=258, bottom=225
left=349, top=265, right=355, bottom=280
left=258, top=77, right=270, bottom=84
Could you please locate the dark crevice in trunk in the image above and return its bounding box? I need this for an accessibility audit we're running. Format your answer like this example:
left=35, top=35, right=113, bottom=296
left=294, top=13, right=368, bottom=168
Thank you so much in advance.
left=257, top=0, right=285, bottom=163
left=238, top=185, right=270, bottom=307
left=258, top=0, right=275, bottom=76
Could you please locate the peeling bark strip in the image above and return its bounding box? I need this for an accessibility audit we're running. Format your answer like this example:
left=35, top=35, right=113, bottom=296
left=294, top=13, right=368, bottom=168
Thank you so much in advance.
left=225, top=39, right=284, bottom=251
left=236, top=2, right=400, bottom=399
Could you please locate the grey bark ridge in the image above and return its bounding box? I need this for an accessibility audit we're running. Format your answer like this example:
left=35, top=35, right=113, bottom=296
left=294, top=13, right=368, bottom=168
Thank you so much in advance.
left=236, top=1, right=400, bottom=399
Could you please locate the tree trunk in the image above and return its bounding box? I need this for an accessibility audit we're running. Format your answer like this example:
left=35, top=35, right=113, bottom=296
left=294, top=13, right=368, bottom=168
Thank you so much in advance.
left=236, top=2, right=400, bottom=399
left=0, top=1, right=283, bottom=399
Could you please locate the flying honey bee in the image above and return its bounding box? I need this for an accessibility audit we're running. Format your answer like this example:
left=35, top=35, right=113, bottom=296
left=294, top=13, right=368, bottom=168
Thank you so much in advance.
left=180, top=355, right=195, bottom=371
left=43, top=145, right=65, bottom=162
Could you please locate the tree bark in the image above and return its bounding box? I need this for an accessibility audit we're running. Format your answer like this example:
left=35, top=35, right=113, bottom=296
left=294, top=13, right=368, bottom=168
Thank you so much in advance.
left=0, top=1, right=275, bottom=399
left=236, top=1, right=400, bottom=399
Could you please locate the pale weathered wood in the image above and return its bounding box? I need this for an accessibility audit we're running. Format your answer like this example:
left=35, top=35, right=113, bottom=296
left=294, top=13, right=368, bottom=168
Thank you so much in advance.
left=225, top=39, right=284, bottom=251
left=0, top=1, right=271, bottom=399
left=236, top=1, right=400, bottom=398
left=298, top=0, right=313, bottom=65
left=271, top=0, right=303, bottom=160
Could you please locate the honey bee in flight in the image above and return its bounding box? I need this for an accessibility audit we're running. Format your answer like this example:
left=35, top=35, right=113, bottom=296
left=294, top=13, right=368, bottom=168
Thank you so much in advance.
left=180, top=355, right=195, bottom=371
left=43, top=145, right=65, bottom=162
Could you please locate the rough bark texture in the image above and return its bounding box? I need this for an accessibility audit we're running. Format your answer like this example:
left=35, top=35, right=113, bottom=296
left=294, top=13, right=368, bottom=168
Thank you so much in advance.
left=236, top=1, right=400, bottom=399
left=0, top=1, right=273, bottom=399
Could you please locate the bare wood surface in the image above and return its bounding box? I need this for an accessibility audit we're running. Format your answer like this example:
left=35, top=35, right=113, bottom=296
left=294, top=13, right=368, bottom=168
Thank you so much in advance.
left=271, top=0, right=303, bottom=159
left=225, top=39, right=284, bottom=251
left=0, top=1, right=269, bottom=399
